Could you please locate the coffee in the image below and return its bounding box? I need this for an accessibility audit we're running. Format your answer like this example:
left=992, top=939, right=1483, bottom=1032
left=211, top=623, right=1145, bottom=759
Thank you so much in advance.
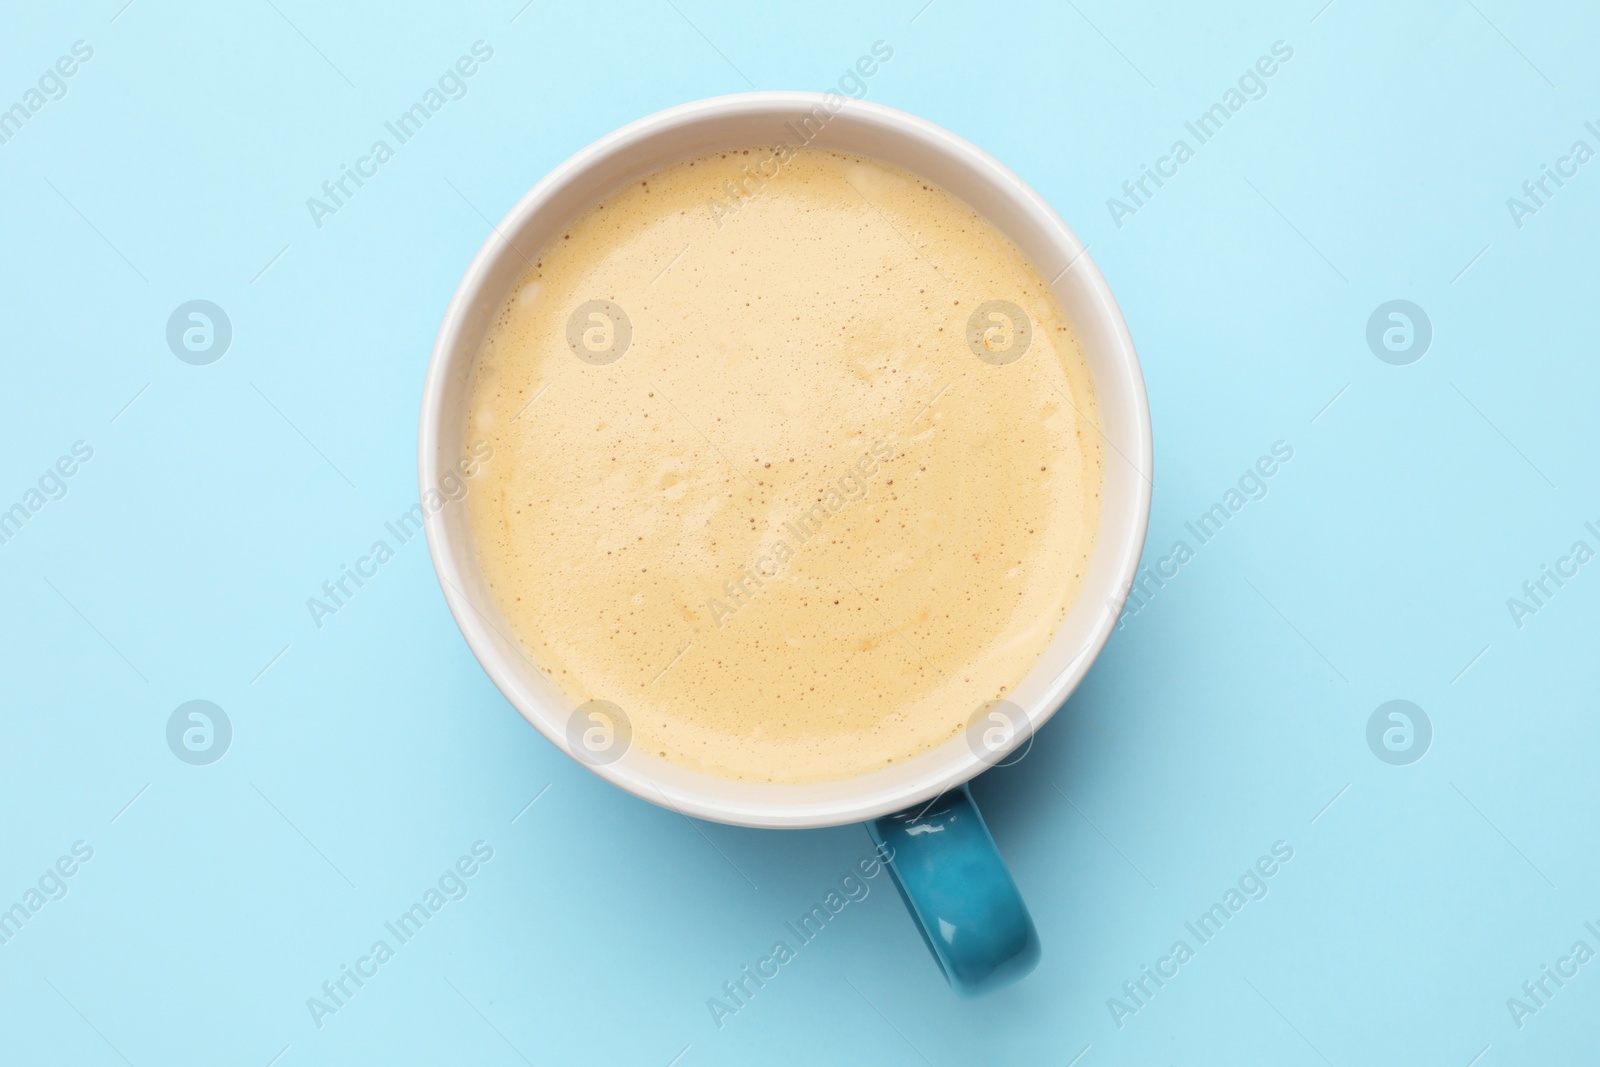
left=464, top=146, right=1103, bottom=783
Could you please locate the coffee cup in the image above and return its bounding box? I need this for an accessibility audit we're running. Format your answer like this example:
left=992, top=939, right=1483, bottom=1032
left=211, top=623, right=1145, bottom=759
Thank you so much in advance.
left=419, top=91, right=1152, bottom=995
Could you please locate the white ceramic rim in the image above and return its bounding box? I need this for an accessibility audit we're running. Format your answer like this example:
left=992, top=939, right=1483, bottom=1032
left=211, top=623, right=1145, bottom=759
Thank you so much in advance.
left=419, top=91, right=1152, bottom=829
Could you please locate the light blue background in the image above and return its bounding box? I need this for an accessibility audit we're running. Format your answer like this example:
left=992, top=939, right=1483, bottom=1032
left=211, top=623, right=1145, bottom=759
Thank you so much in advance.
left=2, top=0, right=1595, bottom=1063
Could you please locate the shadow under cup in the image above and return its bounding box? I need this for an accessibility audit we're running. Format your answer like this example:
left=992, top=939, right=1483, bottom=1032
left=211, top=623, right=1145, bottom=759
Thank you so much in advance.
left=419, top=92, right=1152, bottom=995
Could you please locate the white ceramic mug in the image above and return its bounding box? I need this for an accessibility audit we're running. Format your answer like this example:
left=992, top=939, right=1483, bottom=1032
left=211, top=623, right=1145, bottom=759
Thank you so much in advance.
left=419, top=91, right=1151, bottom=994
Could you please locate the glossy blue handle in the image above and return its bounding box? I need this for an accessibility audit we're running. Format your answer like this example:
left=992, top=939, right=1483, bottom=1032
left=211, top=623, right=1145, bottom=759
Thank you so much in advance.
left=867, top=783, right=1041, bottom=996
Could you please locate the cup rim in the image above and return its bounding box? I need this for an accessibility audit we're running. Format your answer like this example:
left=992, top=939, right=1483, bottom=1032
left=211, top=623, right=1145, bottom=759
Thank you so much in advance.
left=419, top=90, right=1152, bottom=829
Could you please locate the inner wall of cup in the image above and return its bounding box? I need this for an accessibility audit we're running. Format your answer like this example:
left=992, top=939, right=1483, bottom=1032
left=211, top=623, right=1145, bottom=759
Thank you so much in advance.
left=430, top=97, right=1147, bottom=825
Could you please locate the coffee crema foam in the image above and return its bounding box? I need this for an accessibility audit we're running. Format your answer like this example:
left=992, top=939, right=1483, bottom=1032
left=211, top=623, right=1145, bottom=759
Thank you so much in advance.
left=464, top=146, right=1103, bottom=783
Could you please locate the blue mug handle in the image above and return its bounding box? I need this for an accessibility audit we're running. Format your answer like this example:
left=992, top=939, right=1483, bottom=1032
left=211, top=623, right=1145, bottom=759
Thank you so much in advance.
left=867, top=783, right=1041, bottom=996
